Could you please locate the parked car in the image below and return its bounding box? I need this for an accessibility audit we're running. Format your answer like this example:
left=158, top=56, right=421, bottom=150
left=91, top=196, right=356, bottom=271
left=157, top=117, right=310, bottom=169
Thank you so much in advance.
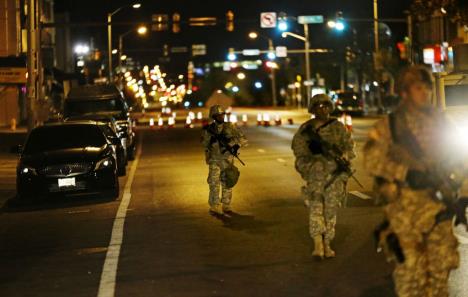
left=65, top=116, right=127, bottom=176
left=331, top=92, right=364, bottom=116
left=64, top=84, right=136, bottom=160
left=14, top=122, right=120, bottom=201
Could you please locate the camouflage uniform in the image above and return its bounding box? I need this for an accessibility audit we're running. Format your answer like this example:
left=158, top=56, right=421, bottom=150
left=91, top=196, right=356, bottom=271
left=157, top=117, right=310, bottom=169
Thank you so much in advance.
left=292, top=118, right=355, bottom=244
left=364, top=105, right=463, bottom=297
left=201, top=121, right=247, bottom=211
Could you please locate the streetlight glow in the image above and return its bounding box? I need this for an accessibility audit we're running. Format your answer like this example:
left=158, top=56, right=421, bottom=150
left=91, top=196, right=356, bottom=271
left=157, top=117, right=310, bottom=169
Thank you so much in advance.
left=267, top=52, right=276, bottom=60
left=112, top=49, right=118, bottom=54
left=137, top=25, right=148, bottom=35
left=327, top=20, right=336, bottom=28
left=248, top=32, right=258, bottom=39
left=237, top=73, right=246, bottom=80
left=121, top=55, right=128, bottom=61
left=132, top=3, right=141, bottom=9
left=74, top=44, right=90, bottom=55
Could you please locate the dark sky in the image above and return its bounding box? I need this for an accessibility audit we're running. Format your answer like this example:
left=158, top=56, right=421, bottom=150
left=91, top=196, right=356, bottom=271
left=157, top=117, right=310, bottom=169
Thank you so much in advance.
left=55, top=0, right=412, bottom=71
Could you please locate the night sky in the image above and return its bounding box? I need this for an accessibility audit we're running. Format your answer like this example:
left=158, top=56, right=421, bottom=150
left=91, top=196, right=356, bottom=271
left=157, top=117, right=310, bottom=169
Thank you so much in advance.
left=55, top=0, right=412, bottom=72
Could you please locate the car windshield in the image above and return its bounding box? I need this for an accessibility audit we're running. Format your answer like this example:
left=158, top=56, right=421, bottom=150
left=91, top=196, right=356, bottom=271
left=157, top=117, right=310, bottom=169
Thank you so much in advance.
left=24, top=125, right=107, bottom=154
left=64, top=97, right=125, bottom=117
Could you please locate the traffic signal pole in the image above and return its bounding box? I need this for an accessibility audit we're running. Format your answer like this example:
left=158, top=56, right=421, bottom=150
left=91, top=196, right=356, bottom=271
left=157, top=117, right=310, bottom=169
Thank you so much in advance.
left=304, top=24, right=311, bottom=108
left=268, top=39, right=278, bottom=107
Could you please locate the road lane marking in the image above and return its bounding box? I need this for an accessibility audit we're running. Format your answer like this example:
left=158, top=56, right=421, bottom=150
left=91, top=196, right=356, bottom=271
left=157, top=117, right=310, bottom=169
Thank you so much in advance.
left=277, top=158, right=286, bottom=163
left=97, top=139, right=142, bottom=297
left=349, top=191, right=373, bottom=200
left=257, top=149, right=266, bottom=153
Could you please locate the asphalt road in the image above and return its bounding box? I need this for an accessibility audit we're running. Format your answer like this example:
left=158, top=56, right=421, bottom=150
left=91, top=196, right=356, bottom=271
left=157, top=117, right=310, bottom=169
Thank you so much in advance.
left=0, top=118, right=408, bottom=297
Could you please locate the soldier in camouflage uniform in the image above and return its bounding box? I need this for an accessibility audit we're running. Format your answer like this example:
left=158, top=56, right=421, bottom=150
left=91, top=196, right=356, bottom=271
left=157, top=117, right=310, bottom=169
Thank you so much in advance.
left=292, top=94, right=356, bottom=258
left=364, top=66, right=468, bottom=297
left=201, top=105, right=247, bottom=215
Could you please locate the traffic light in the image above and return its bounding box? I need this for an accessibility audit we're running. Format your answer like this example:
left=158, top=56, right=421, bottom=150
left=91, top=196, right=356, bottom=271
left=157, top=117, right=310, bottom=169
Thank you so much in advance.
left=226, top=10, right=234, bottom=32
left=278, top=12, right=288, bottom=31
left=397, top=42, right=407, bottom=60
left=172, top=13, right=181, bottom=33
left=227, top=48, right=237, bottom=61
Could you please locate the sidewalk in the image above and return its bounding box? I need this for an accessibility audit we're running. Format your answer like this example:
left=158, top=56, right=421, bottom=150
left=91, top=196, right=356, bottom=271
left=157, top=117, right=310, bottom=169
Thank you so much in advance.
left=0, top=126, right=27, bottom=153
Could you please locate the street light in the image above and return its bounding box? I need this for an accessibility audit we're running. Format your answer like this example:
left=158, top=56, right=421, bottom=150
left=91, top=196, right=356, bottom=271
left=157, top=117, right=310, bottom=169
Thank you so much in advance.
left=108, top=3, right=141, bottom=81
left=118, top=25, right=148, bottom=72
left=282, top=31, right=311, bottom=107
left=248, top=31, right=278, bottom=106
left=74, top=44, right=90, bottom=55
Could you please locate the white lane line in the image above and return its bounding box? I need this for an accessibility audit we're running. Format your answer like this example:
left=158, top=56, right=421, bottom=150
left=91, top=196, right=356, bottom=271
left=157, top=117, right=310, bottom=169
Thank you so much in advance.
left=349, top=191, right=373, bottom=200
left=257, top=149, right=266, bottom=153
left=277, top=158, right=286, bottom=163
left=97, top=140, right=142, bottom=297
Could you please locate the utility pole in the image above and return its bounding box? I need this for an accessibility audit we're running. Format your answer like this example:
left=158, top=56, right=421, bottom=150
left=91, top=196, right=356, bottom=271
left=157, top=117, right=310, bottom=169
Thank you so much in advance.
left=304, top=24, right=311, bottom=108
left=406, top=13, right=414, bottom=65
left=107, top=13, right=113, bottom=81
left=267, top=39, right=278, bottom=107
left=26, top=0, right=40, bottom=130
left=373, top=0, right=379, bottom=53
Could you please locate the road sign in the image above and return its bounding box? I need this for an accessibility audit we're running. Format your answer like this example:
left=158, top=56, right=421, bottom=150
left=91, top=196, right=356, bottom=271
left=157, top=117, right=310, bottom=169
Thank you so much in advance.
left=260, top=12, right=277, bottom=28
left=0, top=67, right=27, bottom=84
left=192, top=44, right=207, bottom=56
left=275, top=46, right=287, bottom=58
left=298, top=15, right=324, bottom=24
left=242, top=49, right=261, bottom=56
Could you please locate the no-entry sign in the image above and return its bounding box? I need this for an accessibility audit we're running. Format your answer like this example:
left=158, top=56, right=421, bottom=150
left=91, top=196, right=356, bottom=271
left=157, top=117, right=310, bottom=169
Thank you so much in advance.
left=260, top=12, right=277, bottom=28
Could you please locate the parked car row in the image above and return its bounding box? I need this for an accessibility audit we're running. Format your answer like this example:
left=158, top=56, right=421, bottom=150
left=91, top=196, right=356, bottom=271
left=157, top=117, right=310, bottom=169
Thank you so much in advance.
left=13, top=84, right=135, bottom=202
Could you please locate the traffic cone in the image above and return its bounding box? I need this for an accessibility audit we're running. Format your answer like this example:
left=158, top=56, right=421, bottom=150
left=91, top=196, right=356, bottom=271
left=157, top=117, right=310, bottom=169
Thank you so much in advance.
left=274, top=114, right=282, bottom=126
left=287, top=118, right=294, bottom=125
left=257, top=113, right=262, bottom=126
left=345, top=114, right=353, bottom=132
left=158, top=117, right=164, bottom=129
left=263, top=113, right=271, bottom=127
left=185, top=116, right=193, bottom=128
left=168, top=117, right=175, bottom=128
left=149, top=118, right=155, bottom=128
left=229, top=114, right=238, bottom=125
left=242, top=114, right=248, bottom=126
left=196, top=112, right=203, bottom=123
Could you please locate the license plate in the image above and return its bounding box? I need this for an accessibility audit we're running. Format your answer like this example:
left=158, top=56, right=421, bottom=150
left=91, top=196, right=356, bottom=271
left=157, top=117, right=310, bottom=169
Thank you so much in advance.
left=58, top=177, right=76, bottom=187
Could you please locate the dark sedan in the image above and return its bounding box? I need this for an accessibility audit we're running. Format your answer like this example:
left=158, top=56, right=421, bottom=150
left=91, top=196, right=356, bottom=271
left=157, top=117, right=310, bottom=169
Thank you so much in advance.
left=15, top=122, right=120, bottom=201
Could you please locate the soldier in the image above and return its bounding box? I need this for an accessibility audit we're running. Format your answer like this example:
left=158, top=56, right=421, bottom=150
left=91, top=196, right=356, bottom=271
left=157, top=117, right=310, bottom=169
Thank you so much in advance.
left=364, top=65, right=468, bottom=297
left=292, top=94, right=356, bottom=258
left=201, top=105, right=247, bottom=215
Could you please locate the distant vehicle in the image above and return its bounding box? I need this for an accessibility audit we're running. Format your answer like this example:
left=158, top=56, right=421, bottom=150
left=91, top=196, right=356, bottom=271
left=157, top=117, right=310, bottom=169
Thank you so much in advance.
left=65, top=118, right=127, bottom=176
left=64, top=84, right=136, bottom=160
left=331, top=92, right=364, bottom=116
left=14, top=122, right=120, bottom=201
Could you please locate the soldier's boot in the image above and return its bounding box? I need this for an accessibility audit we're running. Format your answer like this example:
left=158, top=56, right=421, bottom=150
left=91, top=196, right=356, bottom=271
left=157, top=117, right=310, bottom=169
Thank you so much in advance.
left=222, top=205, right=233, bottom=215
left=324, top=240, right=336, bottom=258
left=312, top=235, right=324, bottom=258
left=209, top=204, right=223, bottom=215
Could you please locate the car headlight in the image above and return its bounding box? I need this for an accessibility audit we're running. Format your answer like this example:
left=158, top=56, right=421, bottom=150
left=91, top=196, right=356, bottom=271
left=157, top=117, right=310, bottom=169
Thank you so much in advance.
left=19, top=165, right=37, bottom=175
left=95, top=157, right=114, bottom=170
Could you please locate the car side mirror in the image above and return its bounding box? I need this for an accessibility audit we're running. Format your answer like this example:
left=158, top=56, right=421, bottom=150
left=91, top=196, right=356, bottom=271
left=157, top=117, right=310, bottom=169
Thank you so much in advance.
left=10, top=145, right=23, bottom=154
